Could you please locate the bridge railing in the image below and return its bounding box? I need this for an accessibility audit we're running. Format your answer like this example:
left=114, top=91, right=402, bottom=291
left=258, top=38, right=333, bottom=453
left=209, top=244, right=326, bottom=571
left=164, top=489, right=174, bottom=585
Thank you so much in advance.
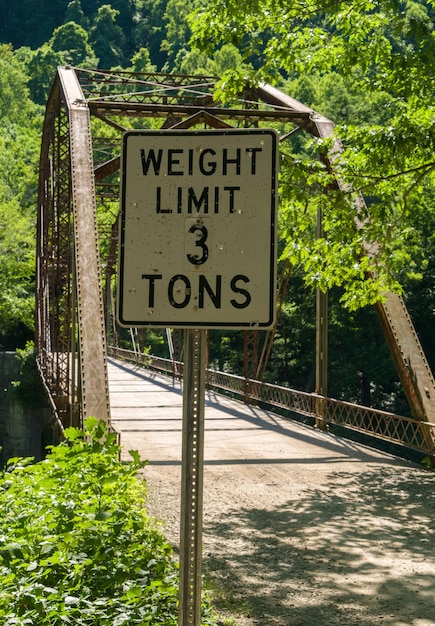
left=107, top=346, right=435, bottom=458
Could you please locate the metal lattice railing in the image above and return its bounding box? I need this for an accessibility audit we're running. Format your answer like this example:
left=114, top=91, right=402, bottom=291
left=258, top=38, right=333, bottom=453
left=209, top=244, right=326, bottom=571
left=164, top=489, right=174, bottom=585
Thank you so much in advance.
left=107, top=346, right=435, bottom=458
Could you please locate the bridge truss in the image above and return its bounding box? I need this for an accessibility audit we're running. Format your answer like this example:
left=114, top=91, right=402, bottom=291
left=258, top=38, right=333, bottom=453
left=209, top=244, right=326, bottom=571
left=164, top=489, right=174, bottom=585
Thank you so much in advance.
left=36, top=66, right=435, bottom=456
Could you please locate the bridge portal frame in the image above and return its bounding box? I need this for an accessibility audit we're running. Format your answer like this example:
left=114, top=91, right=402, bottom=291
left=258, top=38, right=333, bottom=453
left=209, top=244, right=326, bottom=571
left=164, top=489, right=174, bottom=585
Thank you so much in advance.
left=36, top=66, right=434, bottom=445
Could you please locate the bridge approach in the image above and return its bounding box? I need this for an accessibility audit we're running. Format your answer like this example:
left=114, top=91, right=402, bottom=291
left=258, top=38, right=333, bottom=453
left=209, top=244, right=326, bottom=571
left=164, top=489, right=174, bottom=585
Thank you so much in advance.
left=106, top=356, right=435, bottom=626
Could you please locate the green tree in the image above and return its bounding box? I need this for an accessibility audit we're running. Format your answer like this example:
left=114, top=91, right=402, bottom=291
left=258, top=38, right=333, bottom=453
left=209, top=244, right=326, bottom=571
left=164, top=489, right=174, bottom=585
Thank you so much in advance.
left=129, top=0, right=167, bottom=68
left=89, top=4, right=126, bottom=68
left=179, top=43, right=247, bottom=77
left=51, top=21, right=98, bottom=65
left=211, top=44, right=245, bottom=76
left=0, top=0, right=68, bottom=49
left=0, top=45, right=41, bottom=347
left=179, top=49, right=213, bottom=75
left=0, top=193, right=35, bottom=348
left=190, top=1, right=435, bottom=309
left=161, top=0, right=202, bottom=70
left=0, top=44, right=35, bottom=122
left=0, top=418, right=221, bottom=624
left=396, top=179, right=435, bottom=373
left=128, top=47, right=156, bottom=72
left=65, top=0, right=90, bottom=29
left=25, top=44, right=65, bottom=105
left=25, top=22, right=97, bottom=104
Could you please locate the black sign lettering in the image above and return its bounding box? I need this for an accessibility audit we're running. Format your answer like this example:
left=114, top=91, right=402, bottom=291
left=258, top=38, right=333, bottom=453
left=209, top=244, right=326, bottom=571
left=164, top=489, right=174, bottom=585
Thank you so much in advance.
left=199, top=148, right=217, bottom=175
left=140, top=273, right=252, bottom=311
left=246, top=147, right=263, bottom=175
left=141, top=274, right=163, bottom=307
left=199, top=275, right=221, bottom=308
left=167, top=149, right=183, bottom=175
left=140, top=149, right=163, bottom=175
left=155, top=187, right=171, bottom=213
left=222, top=148, right=241, bottom=175
left=187, top=224, right=209, bottom=265
left=141, top=146, right=263, bottom=177
left=155, top=186, right=241, bottom=214
left=187, top=187, right=209, bottom=213
left=230, top=275, right=251, bottom=309
left=168, top=274, right=191, bottom=308
left=224, top=186, right=240, bottom=213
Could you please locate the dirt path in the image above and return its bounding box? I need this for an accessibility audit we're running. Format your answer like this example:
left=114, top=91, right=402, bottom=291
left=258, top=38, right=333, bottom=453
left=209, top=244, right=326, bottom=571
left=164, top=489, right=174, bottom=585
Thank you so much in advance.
left=109, top=361, right=435, bottom=626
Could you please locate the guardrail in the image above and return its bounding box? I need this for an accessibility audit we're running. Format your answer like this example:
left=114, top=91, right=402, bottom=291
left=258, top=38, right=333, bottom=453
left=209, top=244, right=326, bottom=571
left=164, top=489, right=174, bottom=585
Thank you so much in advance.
left=107, top=346, right=435, bottom=459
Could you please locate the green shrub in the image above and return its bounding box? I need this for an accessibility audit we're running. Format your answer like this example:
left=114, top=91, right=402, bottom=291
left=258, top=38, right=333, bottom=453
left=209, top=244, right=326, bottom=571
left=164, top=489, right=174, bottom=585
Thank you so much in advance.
left=0, top=418, right=219, bottom=625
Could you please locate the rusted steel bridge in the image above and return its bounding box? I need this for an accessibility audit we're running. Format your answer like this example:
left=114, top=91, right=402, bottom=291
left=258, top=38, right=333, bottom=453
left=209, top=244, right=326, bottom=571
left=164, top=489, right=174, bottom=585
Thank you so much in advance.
left=36, top=66, right=435, bottom=458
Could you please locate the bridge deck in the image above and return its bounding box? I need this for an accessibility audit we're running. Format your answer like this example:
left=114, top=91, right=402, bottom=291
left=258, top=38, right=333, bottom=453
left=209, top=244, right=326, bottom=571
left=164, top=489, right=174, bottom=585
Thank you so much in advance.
left=107, top=357, right=435, bottom=625
left=108, top=356, right=406, bottom=470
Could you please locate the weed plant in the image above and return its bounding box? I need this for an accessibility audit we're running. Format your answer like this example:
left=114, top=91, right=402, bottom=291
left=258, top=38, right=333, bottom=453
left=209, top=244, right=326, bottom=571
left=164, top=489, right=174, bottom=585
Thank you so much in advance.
left=0, top=418, right=219, bottom=625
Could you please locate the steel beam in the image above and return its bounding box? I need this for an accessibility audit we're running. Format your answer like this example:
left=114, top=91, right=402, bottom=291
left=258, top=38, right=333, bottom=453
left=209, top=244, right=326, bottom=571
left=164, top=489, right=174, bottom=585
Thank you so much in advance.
left=57, top=66, right=111, bottom=424
left=312, top=116, right=435, bottom=427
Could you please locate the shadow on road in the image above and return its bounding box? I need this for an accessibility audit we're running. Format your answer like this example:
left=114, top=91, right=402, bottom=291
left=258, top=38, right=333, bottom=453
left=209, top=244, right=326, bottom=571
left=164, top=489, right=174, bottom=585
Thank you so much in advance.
left=204, top=466, right=435, bottom=626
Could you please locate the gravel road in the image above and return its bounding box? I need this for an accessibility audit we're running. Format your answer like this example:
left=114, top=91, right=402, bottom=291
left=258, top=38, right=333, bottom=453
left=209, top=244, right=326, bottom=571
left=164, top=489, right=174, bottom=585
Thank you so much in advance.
left=109, top=360, right=435, bottom=626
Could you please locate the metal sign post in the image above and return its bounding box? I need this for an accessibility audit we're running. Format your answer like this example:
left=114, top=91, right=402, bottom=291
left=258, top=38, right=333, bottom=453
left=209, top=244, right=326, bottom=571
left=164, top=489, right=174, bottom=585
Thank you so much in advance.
left=179, top=329, right=206, bottom=626
left=117, top=128, right=278, bottom=626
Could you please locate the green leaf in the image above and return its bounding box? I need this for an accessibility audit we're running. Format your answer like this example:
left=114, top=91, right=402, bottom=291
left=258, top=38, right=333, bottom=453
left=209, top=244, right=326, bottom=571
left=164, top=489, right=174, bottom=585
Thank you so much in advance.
left=125, top=586, right=142, bottom=599
left=64, top=595, right=80, bottom=605
left=1, top=542, right=24, bottom=559
left=95, top=510, right=112, bottom=521
left=128, top=449, right=141, bottom=465
left=26, top=561, right=38, bottom=571
left=84, top=416, right=99, bottom=434
left=63, top=427, right=84, bottom=442
left=0, top=417, right=209, bottom=624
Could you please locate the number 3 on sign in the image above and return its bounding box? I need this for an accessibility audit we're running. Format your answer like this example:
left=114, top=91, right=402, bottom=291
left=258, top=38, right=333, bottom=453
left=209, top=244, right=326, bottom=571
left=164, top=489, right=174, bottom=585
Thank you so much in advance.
left=186, top=219, right=210, bottom=266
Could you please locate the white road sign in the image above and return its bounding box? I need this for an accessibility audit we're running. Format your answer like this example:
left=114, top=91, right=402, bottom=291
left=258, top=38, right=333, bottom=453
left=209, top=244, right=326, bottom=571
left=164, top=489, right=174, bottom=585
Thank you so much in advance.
left=117, top=128, right=278, bottom=328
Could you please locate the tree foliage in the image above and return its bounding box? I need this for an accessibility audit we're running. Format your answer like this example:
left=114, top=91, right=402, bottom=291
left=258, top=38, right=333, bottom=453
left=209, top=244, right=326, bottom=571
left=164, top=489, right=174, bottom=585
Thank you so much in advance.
left=89, top=4, right=127, bottom=68
left=190, top=0, right=435, bottom=310
left=26, top=22, right=98, bottom=104
left=0, top=44, right=41, bottom=347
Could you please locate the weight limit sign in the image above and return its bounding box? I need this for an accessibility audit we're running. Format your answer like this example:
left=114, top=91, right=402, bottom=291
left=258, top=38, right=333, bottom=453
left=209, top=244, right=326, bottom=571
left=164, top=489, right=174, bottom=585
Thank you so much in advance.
left=117, top=128, right=278, bottom=329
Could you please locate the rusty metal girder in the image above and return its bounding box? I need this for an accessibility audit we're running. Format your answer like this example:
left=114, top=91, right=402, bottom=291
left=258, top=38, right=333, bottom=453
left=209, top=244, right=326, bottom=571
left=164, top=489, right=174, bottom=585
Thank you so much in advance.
left=37, top=80, right=77, bottom=427
left=310, top=113, right=435, bottom=430
left=37, top=67, right=111, bottom=428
